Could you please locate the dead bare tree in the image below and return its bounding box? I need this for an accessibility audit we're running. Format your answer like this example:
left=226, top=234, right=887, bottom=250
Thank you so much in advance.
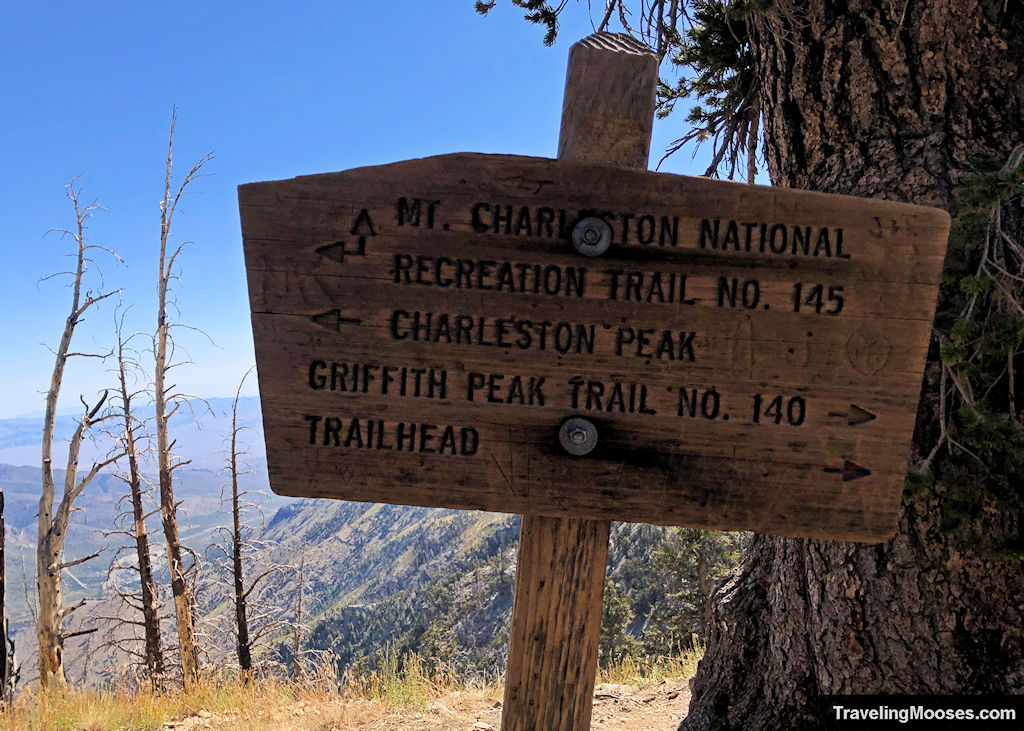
left=227, top=371, right=254, bottom=675
left=0, top=487, right=14, bottom=704
left=292, top=552, right=305, bottom=679
left=99, top=311, right=165, bottom=688
left=37, top=182, right=123, bottom=688
left=205, top=368, right=283, bottom=679
left=153, top=107, right=213, bottom=691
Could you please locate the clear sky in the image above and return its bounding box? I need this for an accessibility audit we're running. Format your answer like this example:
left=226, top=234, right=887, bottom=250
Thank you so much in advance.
left=0, top=1, right=709, bottom=419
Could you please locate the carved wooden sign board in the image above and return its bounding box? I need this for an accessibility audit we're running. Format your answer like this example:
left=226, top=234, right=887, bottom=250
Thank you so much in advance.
left=239, top=153, right=949, bottom=542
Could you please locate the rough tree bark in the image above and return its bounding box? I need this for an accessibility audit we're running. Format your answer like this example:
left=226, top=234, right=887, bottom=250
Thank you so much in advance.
left=682, top=3, right=1024, bottom=728
left=154, top=108, right=211, bottom=691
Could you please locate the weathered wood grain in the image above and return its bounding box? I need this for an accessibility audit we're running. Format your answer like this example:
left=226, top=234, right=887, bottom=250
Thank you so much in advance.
left=502, top=516, right=609, bottom=731
left=557, top=33, right=658, bottom=165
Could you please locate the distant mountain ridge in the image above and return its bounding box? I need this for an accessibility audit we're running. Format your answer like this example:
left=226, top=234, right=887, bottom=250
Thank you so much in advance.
left=0, top=395, right=266, bottom=469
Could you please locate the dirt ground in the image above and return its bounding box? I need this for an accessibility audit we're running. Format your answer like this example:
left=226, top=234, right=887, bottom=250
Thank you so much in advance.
left=161, top=678, right=691, bottom=731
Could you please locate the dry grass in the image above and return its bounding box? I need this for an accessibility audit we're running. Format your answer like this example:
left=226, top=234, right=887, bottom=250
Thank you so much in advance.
left=598, top=640, right=704, bottom=687
left=0, top=654, right=492, bottom=731
left=0, top=649, right=697, bottom=730
left=0, top=679, right=293, bottom=730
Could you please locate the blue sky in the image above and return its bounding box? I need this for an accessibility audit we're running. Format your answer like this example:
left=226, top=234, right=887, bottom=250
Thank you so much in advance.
left=1, top=1, right=709, bottom=419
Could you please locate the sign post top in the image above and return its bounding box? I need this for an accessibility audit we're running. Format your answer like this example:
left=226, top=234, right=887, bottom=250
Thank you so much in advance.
left=559, top=32, right=658, bottom=167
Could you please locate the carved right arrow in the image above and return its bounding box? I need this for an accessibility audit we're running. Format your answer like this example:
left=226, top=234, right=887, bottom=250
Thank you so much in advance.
left=824, top=460, right=872, bottom=482
left=827, top=404, right=878, bottom=426
left=841, top=460, right=872, bottom=481
left=847, top=404, right=877, bottom=426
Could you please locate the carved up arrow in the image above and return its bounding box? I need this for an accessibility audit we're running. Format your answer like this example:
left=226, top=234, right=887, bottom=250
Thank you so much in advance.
left=827, top=404, right=878, bottom=426
left=824, top=460, right=873, bottom=482
left=311, top=309, right=361, bottom=332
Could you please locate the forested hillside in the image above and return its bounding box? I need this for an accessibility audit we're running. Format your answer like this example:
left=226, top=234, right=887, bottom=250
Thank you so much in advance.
left=1, top=414, right=744, bottom=689
left=244, top=499, right=746, bottom=681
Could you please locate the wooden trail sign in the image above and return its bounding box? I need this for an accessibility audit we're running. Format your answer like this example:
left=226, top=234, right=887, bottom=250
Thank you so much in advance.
left=239, top=152, right=949, bottom=541
left=239, top=32, right=949, bottom=731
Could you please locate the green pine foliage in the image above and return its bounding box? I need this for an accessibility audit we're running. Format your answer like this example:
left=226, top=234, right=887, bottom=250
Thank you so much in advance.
left=599, top=523, right=750, bottom=667
left=476, top=0, right=763, bottom=178
left=640, top=528, right=749, bottom=655
left=475, top=0, right=561, bottom=46
left=912, top=149, right=1024, bottom=556
left=281, top=514, right=749, bottom=681
left=656, top=0, right=761, bottom=177
left=600, top=581, right=637, bottom=666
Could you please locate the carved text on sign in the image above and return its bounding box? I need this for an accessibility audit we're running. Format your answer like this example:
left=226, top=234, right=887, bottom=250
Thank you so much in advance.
left=240, top=153, right=950, bottom=541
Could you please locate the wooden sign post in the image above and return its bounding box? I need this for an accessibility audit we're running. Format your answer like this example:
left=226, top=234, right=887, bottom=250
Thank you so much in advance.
left=501, top=34, right=658, bottom=731
left=238, top=32, right=950, bottom=731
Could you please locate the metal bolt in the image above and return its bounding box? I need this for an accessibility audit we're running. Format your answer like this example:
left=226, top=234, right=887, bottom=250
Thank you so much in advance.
left=558, top=417, right=598, bottom=456
left=571, top=217, right=611, bottom=257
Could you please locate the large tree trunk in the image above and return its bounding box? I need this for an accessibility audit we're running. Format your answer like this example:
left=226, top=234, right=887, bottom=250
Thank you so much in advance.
left=129, top=457, right=164, bottom=685
left=682, top=3, right=1024, bottom=729
left=35, top=534, right=63, bottom=690
left=37, top=244, right=81, bottom=691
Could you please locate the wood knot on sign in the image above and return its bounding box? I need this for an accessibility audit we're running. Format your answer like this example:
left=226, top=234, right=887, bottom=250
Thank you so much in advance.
left=575, top=32, right=656, bottom=57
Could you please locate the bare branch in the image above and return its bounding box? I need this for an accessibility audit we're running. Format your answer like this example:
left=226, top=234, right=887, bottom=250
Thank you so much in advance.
left=598, top=0, right=618, bottom=32
left=76, top=288, right=121, bottom=317
left=57, top=549, right=104, bottom=571
left=62, top=628, right=99, bottom=641
left=64, top=351, right=113, bottom=359
left=242, top=567, right=284, bottom=600
left=59, top=598, right=88, bottom=620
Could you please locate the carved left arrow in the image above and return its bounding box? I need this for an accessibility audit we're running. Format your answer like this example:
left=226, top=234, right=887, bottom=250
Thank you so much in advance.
left=316, top=238, right=367, bottom=264
left=311, top=309, right=361, bottom=332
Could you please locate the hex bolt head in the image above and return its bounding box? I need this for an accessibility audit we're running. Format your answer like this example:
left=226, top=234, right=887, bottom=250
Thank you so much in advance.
left=558, top=417, right=598, bottom=456
left=571, top=217, right=612, bottom=257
